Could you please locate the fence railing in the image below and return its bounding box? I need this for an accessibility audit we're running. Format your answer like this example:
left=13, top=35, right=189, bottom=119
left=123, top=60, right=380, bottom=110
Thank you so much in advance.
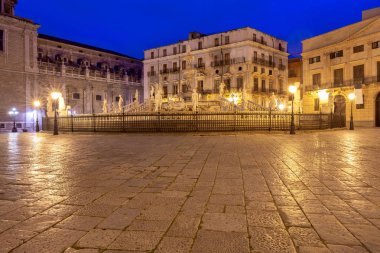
left=42, top=112, right=346, bottom=133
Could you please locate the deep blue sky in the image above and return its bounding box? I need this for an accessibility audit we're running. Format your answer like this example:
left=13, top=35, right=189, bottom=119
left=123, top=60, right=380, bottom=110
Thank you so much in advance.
left=17, top=0, right=380, bottom=59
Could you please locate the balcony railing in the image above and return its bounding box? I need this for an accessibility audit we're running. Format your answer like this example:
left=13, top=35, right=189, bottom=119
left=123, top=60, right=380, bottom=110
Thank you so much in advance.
left=305, top=77, right=380, bottom=91
left=148, top=71, right=156, bottom=77
left=252, top=58, right=276, bottom=68
left=194, top=63, right=206, bottom=70
left=211, top=57, right=246, bottom=67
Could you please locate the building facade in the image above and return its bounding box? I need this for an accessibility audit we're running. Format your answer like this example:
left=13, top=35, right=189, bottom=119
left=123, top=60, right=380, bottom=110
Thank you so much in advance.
left=0, top=0, right=143, bottom=131
left=302, top=7, right=380, bottom=127
left=143, top=27, right=288, bottom=108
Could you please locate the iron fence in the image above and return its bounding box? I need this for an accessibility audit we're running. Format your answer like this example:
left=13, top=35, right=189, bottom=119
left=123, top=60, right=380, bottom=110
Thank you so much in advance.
left=42, top=112, right=346, bottom=133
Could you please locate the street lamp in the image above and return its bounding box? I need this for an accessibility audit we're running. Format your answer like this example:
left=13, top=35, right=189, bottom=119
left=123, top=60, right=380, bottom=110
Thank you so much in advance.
left=288, top=85, right=297, bottom=135
left=348, top=92, right=355, bottom=130
left=278, top=103, right=285, bottom=111
left=8, top=108, right=19, bottom=132
left=51, top=92, right=62, bottom=135
left=33, top=100, right=41, bottom=132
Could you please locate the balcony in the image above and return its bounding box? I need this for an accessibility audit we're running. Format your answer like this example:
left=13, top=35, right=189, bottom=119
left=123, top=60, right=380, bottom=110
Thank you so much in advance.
left=252, top=58, right=276, bottom=68
left=194, top=63, right=206, bottom=70
left=147, top=71, right=156, bottom=77
left=211, top=57, right=246, bottom=67
left=305, top=77, right=380, bottom=91
left=160, top=69, right=170, bottom=75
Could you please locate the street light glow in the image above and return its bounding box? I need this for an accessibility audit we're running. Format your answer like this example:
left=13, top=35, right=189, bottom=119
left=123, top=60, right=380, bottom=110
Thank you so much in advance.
left=33, top=100, right=41, bottom=108
left=318, top=89, right=329, bottom=102
left=348, top=92, right=356, bottom=101
left=288, top=85, right=297, bottom=94
left=278, top=103, right=285, bottom=111
left=51, top=92, right=62, bottom=100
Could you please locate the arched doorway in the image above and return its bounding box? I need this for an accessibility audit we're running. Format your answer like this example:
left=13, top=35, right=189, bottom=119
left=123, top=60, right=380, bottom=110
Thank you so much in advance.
left=334, top=95, right=346, bottom=115
left=376, top=93, right=380, bottom=127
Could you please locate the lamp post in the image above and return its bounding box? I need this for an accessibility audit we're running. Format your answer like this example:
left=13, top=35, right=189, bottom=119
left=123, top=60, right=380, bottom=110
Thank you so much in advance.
left=288, top=85, right=297, bottom=135
left=51, top=92, right=62, bottom=135
left=33, top=100, right=41, bottom=132
left=8, top=108, right=19, bottom=133
left=348, top=92, right=355, bottom=130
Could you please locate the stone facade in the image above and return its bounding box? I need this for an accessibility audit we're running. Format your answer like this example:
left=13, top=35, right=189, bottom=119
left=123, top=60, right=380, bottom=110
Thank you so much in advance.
left=0, top=1, right=143, bottom=131
left=143, top=27, right=289, bottom=107
left=302, top=7, right=380, bottom=127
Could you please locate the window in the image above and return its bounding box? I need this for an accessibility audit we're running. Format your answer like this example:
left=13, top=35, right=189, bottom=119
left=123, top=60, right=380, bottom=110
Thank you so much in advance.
left=214, top=79, right=220, bottom=92
left=261, top=53, right=265, bottom=60
left=150, top=66, right=154, bottom=72
left=173, top=62, right=178, bottom=71
left=279, top=43, right=283, bottom=51
left=253, top=66, right=258, bottom=72
left=0, top=123, right=4, bottom=128
left=182, top=84, right=187, bottom=93
left=163, top=49, right=167, bottom=57
left=115, top=96, right=120, bottom=102
left=261, top=79, right=266, bottom=92
left=173, top=47, right=177, bottom=55
left=215, top=38, right=220, bottom=46
left=163, top=86, right=168, bottom=98
left=353, top=64, right=364, bottom=84
left=197, top=58, right=203, bottom=67
left=330, top=50, right=343, bottom=59
left=173, top=85, right=178, bottom=94
left=356, top=95, right=365, bottom=109
left=353, top=45, right=364, bottom=53
left=198, top=41, right=202, bottom=50
left=150, top=51, right=154, bottom=59
left=261, top=36, right=264, bottom=44
left=372, top=41, right=380, bottom=49
left=237, top=77, right=243, bottom=90
left=0, top=30, right=4, bottom=52
left=197, top=80, right=204, bottom=93
left=73, top=93, right=81, bottom=100
left=377, top=61, right=380, bottom=82
left=279, top=79, right=284, bottom=93
left=224, top=78, right=231, bottom=90
left=314, top=98, right=320, bottom=111
left=253, top=51, right=258, bottom=62
left=261, top=68, right=265, bottom=74
left=312, top=73, right=321, bottom=87
left=182, top=45, right=186, bottom=53
left=182, top=60, right=186, bottom=70
left=225, top=36, right=230, bottom=44
left=224, top=53, right=230, bottom=64
left=269, top=55, right=273, bottom=66
left=269, top=70, right=273, bottom=75
left=333, top=68, right=344, bottom=87
left=309, top=56, right=321, bottom=64
left=253, top=78, right=259, bottom=91
left=253, top=33, right=257, bottom=41
left=96, top=95, right=102, bottom=101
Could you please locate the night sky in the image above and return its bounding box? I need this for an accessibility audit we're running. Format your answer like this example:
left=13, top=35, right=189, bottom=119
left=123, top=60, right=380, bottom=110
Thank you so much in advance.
left=17, top=0, right=380, bottom=59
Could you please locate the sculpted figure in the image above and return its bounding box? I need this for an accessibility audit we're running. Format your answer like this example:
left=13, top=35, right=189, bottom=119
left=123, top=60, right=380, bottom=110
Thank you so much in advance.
left=102, top=99, right=108, bottom=113
left=192, top=89, right=199, bottom=111
left=219, top=82, right=225, bottom=97
left=118, top=95, right=124, bottom=112
left=154, top=88, right=162, bottom=112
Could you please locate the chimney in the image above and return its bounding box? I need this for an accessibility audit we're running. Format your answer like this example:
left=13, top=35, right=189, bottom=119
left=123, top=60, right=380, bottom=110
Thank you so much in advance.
left=362, top=7, right=380, bottom=20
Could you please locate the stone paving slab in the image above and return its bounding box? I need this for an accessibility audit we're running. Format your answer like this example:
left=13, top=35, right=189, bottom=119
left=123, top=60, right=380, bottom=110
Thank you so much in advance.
left=0, top=129, right=379, bottom=252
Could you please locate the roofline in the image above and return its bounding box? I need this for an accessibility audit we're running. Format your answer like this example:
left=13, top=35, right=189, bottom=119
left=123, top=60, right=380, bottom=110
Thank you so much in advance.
left=144, top=26, right=287, bottom=52
left=0, top=13, right=38, bottom=26
left=38, top=34, right=142, bottom=61
left=302, top=15, right=380, bottom=44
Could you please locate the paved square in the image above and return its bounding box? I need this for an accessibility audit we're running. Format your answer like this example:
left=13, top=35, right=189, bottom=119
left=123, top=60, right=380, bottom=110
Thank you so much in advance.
left=0, top=129, right=379, bottom=253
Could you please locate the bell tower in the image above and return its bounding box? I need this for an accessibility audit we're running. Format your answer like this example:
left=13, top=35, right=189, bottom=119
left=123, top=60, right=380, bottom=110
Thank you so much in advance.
left=0, top=0, right=17, bottom=16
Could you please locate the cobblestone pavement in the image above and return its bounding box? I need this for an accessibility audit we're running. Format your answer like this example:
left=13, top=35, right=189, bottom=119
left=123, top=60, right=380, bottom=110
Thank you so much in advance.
left=0, top=129, right=380, bottom=253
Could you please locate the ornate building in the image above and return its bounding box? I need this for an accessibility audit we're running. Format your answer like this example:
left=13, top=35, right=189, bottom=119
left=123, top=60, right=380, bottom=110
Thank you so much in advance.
left=302, top=7, right=380, bottom=127
left=143, top=27, right=288, bottom=108
left=0, top=0, right=143, bottom=131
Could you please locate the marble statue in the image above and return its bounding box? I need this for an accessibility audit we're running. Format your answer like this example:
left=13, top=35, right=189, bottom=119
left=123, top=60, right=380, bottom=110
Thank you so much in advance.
left=102, top=99, right=108, bottom=113
left=192, top=89, right=199, bottom=111
left=58, top=96, right=65, bottom=111
left=269, top=92, right=278, bottom=110
left=118, top=95, right=124, bottom=112
left=219, top=82, right=225, bottom=97
left=134, top=89, right=139, bottom=103
left=154, top=88, right=162, bottom=112
left=150, top=86, right=155, bottom=99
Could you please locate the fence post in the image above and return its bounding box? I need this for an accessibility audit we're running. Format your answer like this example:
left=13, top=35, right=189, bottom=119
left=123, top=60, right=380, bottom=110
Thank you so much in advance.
left=269, top=108, right=272, bottom=131
left=71, top=114, right=74, bottom=132
left=122, top=108, right=125, bottom=132
left=195, top=111, right=199, bottom=132
left=330, top=110, right=333, bottom=129
left=157, top=112, right=161, bottom=132
left=234, top=106, right=237, bottom=131
left=93, top=114, right=96, bottom=132
left=319, top=111, right=322, bottom=129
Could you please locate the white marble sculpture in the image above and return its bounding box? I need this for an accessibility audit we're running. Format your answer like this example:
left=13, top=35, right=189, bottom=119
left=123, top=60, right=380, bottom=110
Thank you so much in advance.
left=118, top=95, right=124, bottom=112
left=150, top=86, right=155, bottom=99
left=154, top=88, right=162, bottom=112
left=102, top=99, right=108, bottom=113
left=58, top=96, right=65, bottom=111
left=192, top=89, right=199, bottom=111
left=219, top=82, right=225, bottom=97
left=269, top=92, right=278, bottom=110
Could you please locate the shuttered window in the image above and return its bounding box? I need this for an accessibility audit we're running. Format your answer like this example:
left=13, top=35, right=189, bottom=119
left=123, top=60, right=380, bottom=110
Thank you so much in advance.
left=0, top=30, right=4, bottom=52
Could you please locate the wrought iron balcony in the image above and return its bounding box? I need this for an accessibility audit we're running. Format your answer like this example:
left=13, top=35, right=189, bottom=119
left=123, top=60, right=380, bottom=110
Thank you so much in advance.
left=147, top=71, right=156, bottom=77
left=211, top=57, right=246, bottom=67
